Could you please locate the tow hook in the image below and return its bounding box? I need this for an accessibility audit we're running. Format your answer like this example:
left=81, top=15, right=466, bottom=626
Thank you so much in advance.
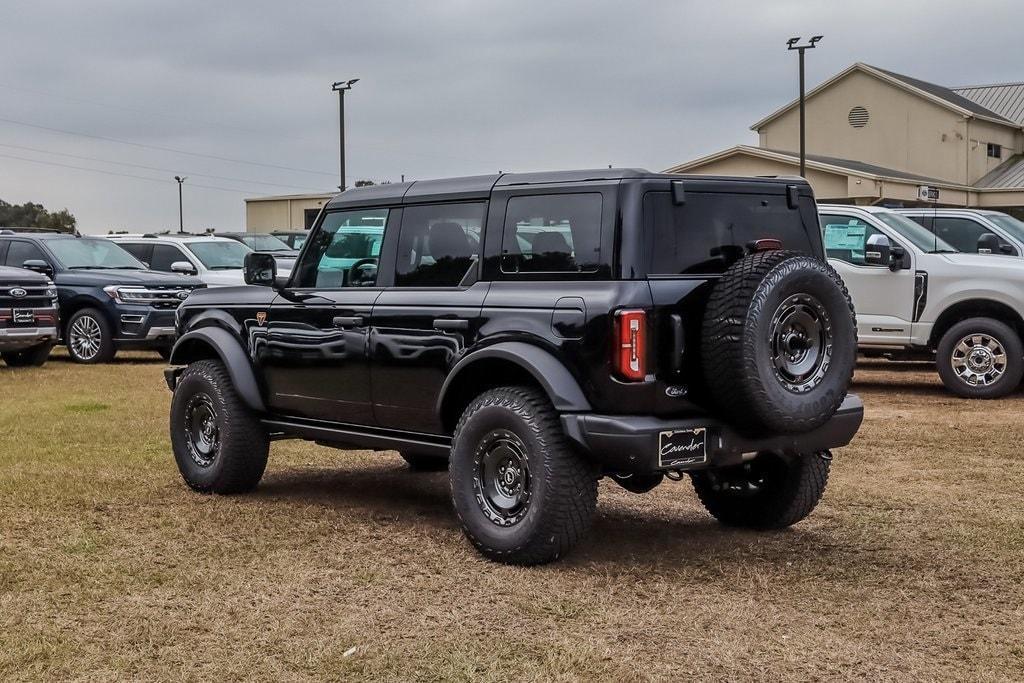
left=664, top=469, right=686, bottom=481
left=817, top=450, right=833, bottom=462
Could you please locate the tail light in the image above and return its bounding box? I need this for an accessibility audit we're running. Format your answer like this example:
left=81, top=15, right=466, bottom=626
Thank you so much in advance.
left=614, top=309, right=647, bottom=381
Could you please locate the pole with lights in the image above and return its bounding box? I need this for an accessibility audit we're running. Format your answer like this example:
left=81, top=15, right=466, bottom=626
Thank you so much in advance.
left=174, top=175, right=187, bottom=234
left=786, top=35, right=822, bottom=178
left=332, top=78, right=359, bottom=191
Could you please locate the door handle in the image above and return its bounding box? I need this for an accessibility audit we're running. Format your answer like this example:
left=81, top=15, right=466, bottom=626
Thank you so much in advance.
left=332, top=315, right=363, bottom=328
left=433, top=318, right=469, bottom=331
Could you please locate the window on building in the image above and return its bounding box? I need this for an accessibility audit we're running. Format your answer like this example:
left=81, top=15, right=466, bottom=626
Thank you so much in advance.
left=395, top=203, right=485, bottom=287
left=987, top=143, right=1002, bottom=159
left=304, top=209, right=321, bottom=229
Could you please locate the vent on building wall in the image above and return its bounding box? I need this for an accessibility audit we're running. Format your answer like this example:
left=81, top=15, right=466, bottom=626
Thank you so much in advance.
left=848, top=106, right=869, bottom=128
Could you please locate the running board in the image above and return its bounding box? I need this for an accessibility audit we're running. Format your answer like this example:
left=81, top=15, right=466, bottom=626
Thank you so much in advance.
left=261, top=416, right=451, bottom=456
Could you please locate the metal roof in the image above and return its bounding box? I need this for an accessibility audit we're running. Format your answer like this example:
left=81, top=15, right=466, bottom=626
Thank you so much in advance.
left=871, top=67, right=1013, bottom=123
left=974, top=155, right=1024, bottom=189
left=952, top=82, right=1024, bottom=125
left=761, top=148, right=950, bottom=183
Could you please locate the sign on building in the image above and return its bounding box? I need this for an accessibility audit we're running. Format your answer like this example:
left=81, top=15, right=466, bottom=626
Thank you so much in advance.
left=918, top=185, right=940, bottom=202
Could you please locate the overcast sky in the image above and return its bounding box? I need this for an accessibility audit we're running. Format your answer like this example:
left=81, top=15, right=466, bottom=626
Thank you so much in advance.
left=1, top=0, right=1022, bottom=233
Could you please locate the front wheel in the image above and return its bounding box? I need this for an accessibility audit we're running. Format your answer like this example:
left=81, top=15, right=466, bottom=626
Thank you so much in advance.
left=691, top=451, right=830, bottom=529
left=936, top=318, right=1024, bottom=399
left=66, top=308, right=115, bottom=363
left=449, top=386, right=598, bottom=565
left=2, top=342, right=53, bottom=367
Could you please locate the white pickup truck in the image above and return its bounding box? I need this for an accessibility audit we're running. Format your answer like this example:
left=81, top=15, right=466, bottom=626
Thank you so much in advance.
left=819, top=204, right=1024, bottom=398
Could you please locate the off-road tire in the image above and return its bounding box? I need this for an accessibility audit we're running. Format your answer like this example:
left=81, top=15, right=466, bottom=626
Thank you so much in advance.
left=2, top=342, right=53, bottom=367
left=691, top=451, right=830, bottom=529
left=449, top=386, right=598, bottom=565
left=399, top=450, right=449, bottom=471
left=65, top=308, right=116, bottom=364
left=702, top=250, right=857, bottom=434
left=936, top=318, right=1024, bottom=399
left=169, top=359, right=269, bottom=494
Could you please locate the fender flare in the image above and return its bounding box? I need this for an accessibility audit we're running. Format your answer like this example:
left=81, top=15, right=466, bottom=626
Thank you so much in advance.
left=437, top=342, right=592, bottom=422
left=169, top=326, right=266, bottom=413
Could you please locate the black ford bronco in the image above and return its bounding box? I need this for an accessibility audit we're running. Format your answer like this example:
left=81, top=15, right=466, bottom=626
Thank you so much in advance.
left=165, top=169, right=863, bottom=565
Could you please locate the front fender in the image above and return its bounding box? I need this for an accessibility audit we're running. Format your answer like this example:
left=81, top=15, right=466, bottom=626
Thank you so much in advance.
left=168, top=326, right=266, bottom=413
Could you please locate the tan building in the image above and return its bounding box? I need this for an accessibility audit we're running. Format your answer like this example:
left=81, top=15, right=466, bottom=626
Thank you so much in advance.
left=244, top=192, right=335, bottom=234
left=667, top=63, right=1024, bottom=216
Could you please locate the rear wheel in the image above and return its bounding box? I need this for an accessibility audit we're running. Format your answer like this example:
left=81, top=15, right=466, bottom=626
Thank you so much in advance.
left=449, top=386, right=598, bottom=565
left=399, top=451, right=448, bottom=471
left=936, top=318, right=1023, bottom=399
left=2, top=342, right=53, bottom=367
left=170, top=359, right=269, bottom=494
left=66, top=308, right=115, bottom=363
left=691, top=451, right=830, bottom=529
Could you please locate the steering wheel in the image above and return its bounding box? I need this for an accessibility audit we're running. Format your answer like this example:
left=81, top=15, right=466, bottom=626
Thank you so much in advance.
left=347, top=258, right=379, bottom=286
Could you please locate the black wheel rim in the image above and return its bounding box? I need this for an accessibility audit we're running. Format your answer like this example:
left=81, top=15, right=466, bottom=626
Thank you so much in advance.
left=472, top=429, right=532, bottom=527
left=769, top=293, right=833, bottom=393
left=183, top=392, right=220, bottom=468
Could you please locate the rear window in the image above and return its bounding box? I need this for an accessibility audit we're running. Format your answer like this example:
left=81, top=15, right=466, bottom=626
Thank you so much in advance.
left=644, top=191, right=815, bottom=275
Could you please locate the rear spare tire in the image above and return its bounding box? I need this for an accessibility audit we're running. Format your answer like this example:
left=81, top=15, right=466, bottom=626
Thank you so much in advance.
left=702, top=250, right=856, bottom=434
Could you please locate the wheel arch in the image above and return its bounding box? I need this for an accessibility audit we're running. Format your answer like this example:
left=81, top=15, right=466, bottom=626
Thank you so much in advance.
left=436, top=342, right=592, bottom=434
left=928, top=299, right=1024, bottom=349
left=61, top=296, right=113, bottom=335
left=170, top=326, right=266, bottom=413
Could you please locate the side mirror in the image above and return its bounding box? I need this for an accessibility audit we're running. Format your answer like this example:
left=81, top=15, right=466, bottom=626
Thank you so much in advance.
left=864, top=234, right=891, bottom=267
left=977, top=233, right=1001, bottom=255
left=21, top=259, right=53, bottom=276
left=244, top=252, right=277, bottom=286
left=890, top=245, right=907, bottom=271
left=170, top=261, right=197, bottom=275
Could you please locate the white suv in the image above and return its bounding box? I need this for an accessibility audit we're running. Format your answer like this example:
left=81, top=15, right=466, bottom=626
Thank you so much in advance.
left=107, top=233, right=279, bottom=287
left=820, top=204, right=1024, bottom=398
left=896, top=208, right=1024, bottom=257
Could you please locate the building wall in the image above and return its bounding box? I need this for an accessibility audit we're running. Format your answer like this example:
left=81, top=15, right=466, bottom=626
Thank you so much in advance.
left=245, top=196, right=331, bottom=233
left=758, top=70, right=1020, bottom=185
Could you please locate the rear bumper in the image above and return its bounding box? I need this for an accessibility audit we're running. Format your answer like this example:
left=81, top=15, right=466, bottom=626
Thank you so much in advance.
left=561, top=394, right=864, bottom=474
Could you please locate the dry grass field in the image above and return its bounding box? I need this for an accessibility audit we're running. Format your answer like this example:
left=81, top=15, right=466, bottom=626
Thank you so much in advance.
left=1, top=352, right=1022, bottom=681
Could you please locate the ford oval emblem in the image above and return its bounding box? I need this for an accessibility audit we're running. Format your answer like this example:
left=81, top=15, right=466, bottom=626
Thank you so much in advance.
left=9, top=288, right=27, bottom=298
left=176, top=291, right=189, bottom=300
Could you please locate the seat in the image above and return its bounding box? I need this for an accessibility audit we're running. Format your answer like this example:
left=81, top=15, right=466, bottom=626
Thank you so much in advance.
left=427, top=222, right=473, bottom=260
left=528, top=230, right=574, bottom=271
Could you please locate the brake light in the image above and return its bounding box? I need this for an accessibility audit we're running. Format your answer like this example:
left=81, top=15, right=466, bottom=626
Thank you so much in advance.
left=614, top=309, right=647, bottom=381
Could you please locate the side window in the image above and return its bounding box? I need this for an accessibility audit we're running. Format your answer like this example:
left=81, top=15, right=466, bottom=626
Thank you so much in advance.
left=501, top=193, right=602, bottom=274
left=149, top=245, right=186, bottom=271
left=394, top=202, right=485, bottom=287
left=6, top=241, right=47, bottom=268
left=292, top=208, right=388, bottom=288
left=820, top=215, right=886, bottom=266
left=932, top=217, right=995, bottom=254
left=119, top=243, right=152, bottom=266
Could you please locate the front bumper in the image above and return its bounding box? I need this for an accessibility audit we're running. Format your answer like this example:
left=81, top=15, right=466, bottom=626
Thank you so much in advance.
left=112, top=307, right=178, bottom=347
left=0, top=325, right=58, bottom=350
left=561, top=394, right=864, bottom=475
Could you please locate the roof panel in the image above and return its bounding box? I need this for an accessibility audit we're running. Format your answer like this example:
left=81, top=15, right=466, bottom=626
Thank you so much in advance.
left=953, top=83, right=1024, bottom=125
left=872, top=67, right=1012, bottom=122
left=974, top=155, right=1024, bottom=189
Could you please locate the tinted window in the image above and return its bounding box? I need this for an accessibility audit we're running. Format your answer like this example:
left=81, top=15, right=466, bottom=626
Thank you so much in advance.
left=293, top=208, right=388, bottom=288
left=932, top=217, right=998, bottom=254
left=187, top=241, right=250, bottom=270
left=395, top=203, right=485, bottom=287
left=46, top=239, right=146, bottom=269
left=119, top=243, right=152, bottom=265
left=501, top=194, right=601, bottom=273
left=874, top=211, right=956, bottom=253
left=150, top=244, right=187, bottom=271
left=646, top=191, right=815, bottom=274
left=235, top=234, right=292, bottom=252
left=5, top=241, right=47, bottom=268
left=820, top=215, right=887, bottom=266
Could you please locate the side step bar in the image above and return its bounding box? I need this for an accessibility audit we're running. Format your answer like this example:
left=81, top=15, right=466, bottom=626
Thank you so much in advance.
left=261, top=416, right=451, bottom=456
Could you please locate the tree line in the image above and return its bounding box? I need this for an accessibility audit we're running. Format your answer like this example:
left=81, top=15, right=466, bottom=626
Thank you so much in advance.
left=0, top=199, right=76, bottom=232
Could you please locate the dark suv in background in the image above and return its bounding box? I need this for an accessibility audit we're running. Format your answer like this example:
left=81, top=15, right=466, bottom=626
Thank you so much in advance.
left=0, top=264, right=59, bottom=366
left=165, top=169, right=862, bottom=565
left=0, top=231, right=205, bottom=363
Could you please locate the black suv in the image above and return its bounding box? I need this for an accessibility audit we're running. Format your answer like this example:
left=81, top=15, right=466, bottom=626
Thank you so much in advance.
left=0, top=265, right=59, bottom=366
left=165, top=169, right=863, bottom=564
left=0, top=231, right=205, bottom=363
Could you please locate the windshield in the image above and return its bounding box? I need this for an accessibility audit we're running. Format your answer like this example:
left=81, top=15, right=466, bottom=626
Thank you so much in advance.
left=874, top=211, right=958, bottom=253
left=47, top=238, right=146, bottom=269
left=187, top=241, right=251, bottom=270
left=987, top=214, right=1024, bottom=243
left=291, top=234, right=307, bottom=249
left=236, top=234, right=292, bottom=252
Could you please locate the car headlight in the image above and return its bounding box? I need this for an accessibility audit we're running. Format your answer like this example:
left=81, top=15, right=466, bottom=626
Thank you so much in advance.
left=45, top=285, right=57, bottom=299
left=102, top=285, right=154, bottom=304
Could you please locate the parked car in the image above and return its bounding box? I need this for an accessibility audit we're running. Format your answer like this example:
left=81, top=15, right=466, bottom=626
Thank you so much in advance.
left=165, top=169, right=863, bottom=565
left=216, top=232, right=299, bottom=273
left=106, top=233, right=271, bottom=287
left=896, top=208, right=1024, bottom=256
left=270, top=230, right=309, bottom=250
left=0, top=230, right=204, bottom=363
left=820, top=204, right=1024, bottom=398
left=0, top=265, right=58, bottom=367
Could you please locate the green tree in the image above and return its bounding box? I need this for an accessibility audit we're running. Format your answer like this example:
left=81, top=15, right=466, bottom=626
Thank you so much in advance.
left=0, top=199, right=77, bottom=232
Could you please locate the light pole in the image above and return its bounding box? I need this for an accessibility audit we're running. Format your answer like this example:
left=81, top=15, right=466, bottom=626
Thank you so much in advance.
left=331, top=78, right=359, bottom=191
left=786, top=36, right=822, bottom=178
left=174, top=175, right=187, bottom=233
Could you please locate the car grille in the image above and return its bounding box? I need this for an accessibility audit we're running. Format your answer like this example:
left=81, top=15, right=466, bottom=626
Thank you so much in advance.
left=0, top=284, right=53, bottom=310
left=114, top=284, right=206, bottom=309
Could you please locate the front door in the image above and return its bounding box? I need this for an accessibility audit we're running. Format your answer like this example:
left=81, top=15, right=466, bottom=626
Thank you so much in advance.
left=258, top=207, right=391, bottom=424
left=369, top=201, right=489, bottom=433
left=821, top=213, right=916, bottom=346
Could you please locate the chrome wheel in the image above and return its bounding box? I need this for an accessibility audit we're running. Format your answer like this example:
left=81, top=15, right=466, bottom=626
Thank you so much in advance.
left=69, top=314, right=102, bottom=361
left=183, top=392, right=220, bottom=468
left=951, top=333, right=1007, bottom=387
left=769, top=293, right=833, bottom=393
left=472, top=429, right=532, bottom=527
